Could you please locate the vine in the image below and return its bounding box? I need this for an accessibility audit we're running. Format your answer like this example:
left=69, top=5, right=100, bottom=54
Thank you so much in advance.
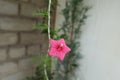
left=26, top=0, right=89, bottom=80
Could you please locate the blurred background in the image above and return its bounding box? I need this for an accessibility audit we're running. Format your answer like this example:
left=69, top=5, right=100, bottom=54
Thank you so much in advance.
left=0, top=0, right=120, bottom=80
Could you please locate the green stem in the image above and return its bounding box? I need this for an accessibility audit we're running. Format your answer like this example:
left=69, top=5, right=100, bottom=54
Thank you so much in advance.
left=44, top=0, right=52, bottom=80
left=48, top=0, right=51, bottom=40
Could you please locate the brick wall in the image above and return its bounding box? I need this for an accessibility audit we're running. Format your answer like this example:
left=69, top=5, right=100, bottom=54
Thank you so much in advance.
left=0, top=0, right=48, bottom=80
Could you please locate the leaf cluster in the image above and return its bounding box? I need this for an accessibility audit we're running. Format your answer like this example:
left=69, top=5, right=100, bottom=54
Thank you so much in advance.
left=25, top=54, right=53, bottom=80
left=25, top=0, right=89, bottom=80
left=53, top=0, right=89, bottom=80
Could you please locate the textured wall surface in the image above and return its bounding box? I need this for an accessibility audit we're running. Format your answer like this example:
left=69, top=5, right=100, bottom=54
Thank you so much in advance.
left=0, top=0, right=48, bottom=80
left=78, top=0, right=120, bottom=80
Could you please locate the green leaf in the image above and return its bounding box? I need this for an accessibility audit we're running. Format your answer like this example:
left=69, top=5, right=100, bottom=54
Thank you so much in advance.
left=34, top=23, right=48, bottom=30
left=72, top=64, right=78, bottom=67
left=59, top=34, right=67, bottom=40
left=33, top=9, right=48, bottom=17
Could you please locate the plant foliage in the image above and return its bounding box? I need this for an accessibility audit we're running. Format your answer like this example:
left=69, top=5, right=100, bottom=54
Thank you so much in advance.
left=25, top=0, right=89, bottom=80
left=53, top=0, right=89, bottom=80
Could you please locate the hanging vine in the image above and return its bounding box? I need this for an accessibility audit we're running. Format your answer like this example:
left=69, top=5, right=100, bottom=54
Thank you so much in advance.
left=26, top=0, right=89, bottom=80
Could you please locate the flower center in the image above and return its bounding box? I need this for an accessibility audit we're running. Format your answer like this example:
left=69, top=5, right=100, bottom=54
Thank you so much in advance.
left=57, top=43, right=63, bottom=51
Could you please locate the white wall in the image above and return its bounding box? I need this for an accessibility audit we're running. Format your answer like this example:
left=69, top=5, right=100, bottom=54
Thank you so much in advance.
left=55, top=0, right=65, bottom=30
left=79, top=0, right=120, bottom=80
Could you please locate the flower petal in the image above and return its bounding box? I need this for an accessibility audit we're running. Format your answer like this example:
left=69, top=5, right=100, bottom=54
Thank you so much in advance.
left=58, top=38, right=65, bottom=45
left=48, top=48, right=57, bottom=56
left=56, top=52, right=65, bottom=61
left=63, top=45, right=71, bottom=54
left=49, top=39, right=57, bottom=47
left=48, top=38, right=71, bottom=61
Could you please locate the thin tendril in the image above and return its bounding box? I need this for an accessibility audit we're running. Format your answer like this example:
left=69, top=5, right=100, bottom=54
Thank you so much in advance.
left=44, top=0, right=51, bottom=80
left=48, top=0, right=51, bottom=40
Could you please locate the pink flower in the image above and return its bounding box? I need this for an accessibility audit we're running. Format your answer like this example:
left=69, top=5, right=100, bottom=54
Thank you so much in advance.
left=48, top=38, right=71, bottom=61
